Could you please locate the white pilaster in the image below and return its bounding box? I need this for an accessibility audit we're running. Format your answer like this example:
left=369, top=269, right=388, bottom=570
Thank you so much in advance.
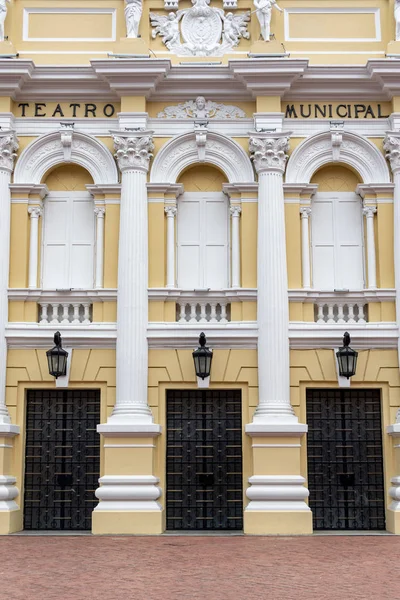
left=247, top=133, right=303, bottom=429
left=0, top=132, right=19, bottom=430
left=164, top=204, right=177, bottom=289
left=385, top=133, right=400, bottom=424
left=27, top=205, right=42, bottom=289
left=98, top=130, right=159, bottom=432
left=362, top=205, right=377, bottom=290
left=300, top=206, right=311, bottom=290
left=94, top=206, right=105, bottom=289
left=230, top=204, right=242, bottom=289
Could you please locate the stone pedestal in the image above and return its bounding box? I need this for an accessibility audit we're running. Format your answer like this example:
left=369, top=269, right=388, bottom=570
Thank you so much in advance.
left=386, top=423, right=400, bottom=534
left=0, top=424, right=20, bottom=534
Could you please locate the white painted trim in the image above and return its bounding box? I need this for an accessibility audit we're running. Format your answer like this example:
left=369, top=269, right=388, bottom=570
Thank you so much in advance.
left=284, top=8, right=381, bottom=43
left=12, top=118, right=118, bottom=138
left=289, top=51, right=386, bottom=55
left=18, top=51, right=112, bottom=55
left=14, top=130, right=118, bottom=185
left=286, top=130, right=391, bottom=185
left=283, top=119, right=390, bottom=140
left=252, top=443, right=302, bottom=448
left=23, top=8, right=117, bottom=43
left=0, top=444, right=12, bottom=448
left=3, top=322, right=398, bottom=350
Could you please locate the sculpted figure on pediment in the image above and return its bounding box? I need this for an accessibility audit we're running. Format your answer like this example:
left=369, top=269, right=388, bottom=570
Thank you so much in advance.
left=0, top=0, right=10, bottom=42
left=125, top=0, right=143, bottom=38
left=252, top=0, right=282, bottom=42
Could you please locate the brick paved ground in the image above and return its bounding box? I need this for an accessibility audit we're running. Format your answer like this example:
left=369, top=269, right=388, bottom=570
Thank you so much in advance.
left=0, top=535, right=397, bottom=600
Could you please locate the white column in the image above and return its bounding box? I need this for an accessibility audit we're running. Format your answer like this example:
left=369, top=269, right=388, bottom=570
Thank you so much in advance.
left=164, top=205, right=177, bottom=289
left=28, top=206, right=42, bottom=289
left=230, top=204, right=242, bottom=289
left=247, top=133, right=304, bottom=428
left=385, top=134, right=400, bottom=425
left=362, top=205, right=377, bottom=290
left=99, top=131, right=159, bottom=430
left=94, top=206, right=105, bottom=289
left=0, top=132, right=19, bottom=428
left=300, top=207, right=311, bottom=290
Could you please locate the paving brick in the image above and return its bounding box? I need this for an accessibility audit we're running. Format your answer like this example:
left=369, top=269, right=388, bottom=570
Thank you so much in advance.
left=0, top=535, right=395, bottom=600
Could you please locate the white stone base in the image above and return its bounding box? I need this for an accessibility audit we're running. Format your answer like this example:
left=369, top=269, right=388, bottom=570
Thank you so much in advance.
left=0, top=475, right=19, bottom=511
left=94, top=475, right=162, bottom=511
left=246, top=475, right=311, bottom=512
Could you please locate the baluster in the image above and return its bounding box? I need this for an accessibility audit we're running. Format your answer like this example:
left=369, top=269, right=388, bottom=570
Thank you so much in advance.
left=210, top=302, right=217, bottom=323
left=189, top=302, right=197, bottom=323
left=220, top=302, right=227, bottom=323
left=39, top=303, right=49, bottom=324
left=72, top=303, right=81, bottom=324
left=61, top=303, right=70, bottom=324
left=199, top=302, right=207, bottom=323
left=178, top=302, right=186, bottom=323
left=337, top=304, right=345, bottom=324
left=316, top=303, right=324, bottom=324
left=327, top=304, right=335, bottom=324
left=348, top=303, right=355, bottom=324
left=358, top=304, right=366, bottom=324
left=50, top=303, right=60, bottom=324
left=82, top=303, right=91, bottom=324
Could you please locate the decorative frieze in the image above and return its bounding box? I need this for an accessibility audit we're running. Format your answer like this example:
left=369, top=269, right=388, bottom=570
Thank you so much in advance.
left=249, top=135, right=290, bottom=174
left=158, top=96, right=246, bottom=119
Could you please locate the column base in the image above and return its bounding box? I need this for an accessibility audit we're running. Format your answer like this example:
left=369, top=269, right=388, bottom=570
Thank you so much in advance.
left=244, top=510, right=312, bottom=535
left=0, top=425, right=20, bottom=533
left=386, top=508, right=400, bottom=534
left=92, top=510, right=163, bottom=535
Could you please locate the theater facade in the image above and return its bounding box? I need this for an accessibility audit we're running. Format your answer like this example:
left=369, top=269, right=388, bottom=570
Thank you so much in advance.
left=1, top=0, right=400, bottom=535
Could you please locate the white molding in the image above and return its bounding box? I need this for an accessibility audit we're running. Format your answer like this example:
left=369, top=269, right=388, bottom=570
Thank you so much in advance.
left=23, top=8, right=117, bottom=43
left=284, top=118, right=390, bottom=139
left=147, top=117, right=253, bottom=138
left=284, top=8, right=381, bottom=43
left=12, top=118, right=118, bottom=138
left=288, top=288, right=396, bottom=303
left=14, top=129, right=118, bottom=185
left=4, top=321, right=398, bottom=350
left=150, top=130, right=254, bottom=184
left=286, top=129, right=391, bottom=184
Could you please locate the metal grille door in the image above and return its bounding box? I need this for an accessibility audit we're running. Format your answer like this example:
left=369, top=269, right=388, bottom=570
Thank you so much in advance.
left=307, top=389, right=385, bottom=530
left=24, top=389, right=100, bottom=530
left=166, top=390, right=243, bottom=530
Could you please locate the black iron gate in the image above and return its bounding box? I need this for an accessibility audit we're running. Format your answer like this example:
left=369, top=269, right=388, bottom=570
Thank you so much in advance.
left=166, top=389, right=243, bottom=530
left=24, top=389, right=100, bottom=530
left=306, top=389, right=385, bottom=530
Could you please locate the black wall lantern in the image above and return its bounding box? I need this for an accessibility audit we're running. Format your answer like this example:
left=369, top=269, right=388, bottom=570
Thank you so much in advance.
left=47, top=331, right=68, bottom=379
left=192, top=332, right=213, bottom=380
left=336, top=332, right=358, bottom=379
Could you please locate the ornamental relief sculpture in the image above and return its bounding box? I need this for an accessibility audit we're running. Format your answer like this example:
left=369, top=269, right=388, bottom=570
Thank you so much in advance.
left=150, top=0, right=250, bottom=56
left=249, top=136, right=289, bottom=173
left=113, top=134, right=154, bottom=171
left=0, top=132, right=19, bottom=171
left=158, top=96, right=247, bottom=119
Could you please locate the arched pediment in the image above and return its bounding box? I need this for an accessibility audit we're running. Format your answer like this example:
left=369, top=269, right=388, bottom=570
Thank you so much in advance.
left=14, top=128, right=118, bottom=184
left=286, top=130, right=390, bottom=184
left=150, top=130, right=254, bottom=183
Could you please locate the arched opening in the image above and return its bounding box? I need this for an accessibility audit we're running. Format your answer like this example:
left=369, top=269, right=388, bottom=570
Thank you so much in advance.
left=310, top=165, right=364, bottom=290
left=177, top=165, right=229, bottom=289
left=41, top=164, right=95, bottom=289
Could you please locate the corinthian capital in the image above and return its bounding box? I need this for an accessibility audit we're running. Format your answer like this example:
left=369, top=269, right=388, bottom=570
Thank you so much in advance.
left=249, top=134, right=290, bottom=174
left=112, top=130, right=154, bottom=173
left=0, top=131, right=18, bottom=172
left=384, top=133, right=400, bottom=173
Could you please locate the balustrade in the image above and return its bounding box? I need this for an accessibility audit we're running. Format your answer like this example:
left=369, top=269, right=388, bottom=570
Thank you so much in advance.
left=176, top=300, right=231, bottom=323
left=315, top=301, right=368, bottom=324
left=39, top=302, right=92, bottom=324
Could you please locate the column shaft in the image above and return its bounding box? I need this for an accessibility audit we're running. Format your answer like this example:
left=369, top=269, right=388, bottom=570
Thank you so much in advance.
left=28, top=206, right=42, bottom=289
left=230, top=205, right=241, bottom=289
left=363, top=206, right=377, bottom=290
left=300, top=207, right=311, bottom=290
left=165, top=206, right=176, bottom=289
left=94, top=207, right=105, bottom=289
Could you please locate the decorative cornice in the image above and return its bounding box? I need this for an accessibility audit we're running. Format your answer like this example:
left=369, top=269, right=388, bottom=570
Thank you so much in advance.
left=249, top=133, right=290, bottom=174
left=0, top=131, right=18, bottom=172
left=112, top=130, right=154, bottom=173
left=384, top=132, right=400, bottom=173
